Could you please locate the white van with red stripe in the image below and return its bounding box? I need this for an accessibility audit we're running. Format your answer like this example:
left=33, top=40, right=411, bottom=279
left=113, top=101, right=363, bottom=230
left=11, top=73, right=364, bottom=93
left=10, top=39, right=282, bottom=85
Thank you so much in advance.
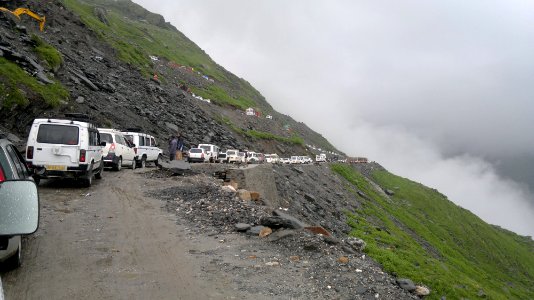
left=25, top=114, right=104, bottom=187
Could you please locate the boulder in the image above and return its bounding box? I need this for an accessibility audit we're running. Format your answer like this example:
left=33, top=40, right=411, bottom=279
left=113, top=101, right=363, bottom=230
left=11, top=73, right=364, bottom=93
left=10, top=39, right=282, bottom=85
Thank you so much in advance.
left=222, top=185, right=236, bottom=193
left=415, top=286, right=430, bottom=296
left=237, top=189, right=251, bottom=201
left=272, top=210, right=307, bottom=229
left=249, top=191, right=260, bottom=201
left=160, top=160, right=191, bottom=175
left=259, top=227, right=272, bottom=237
left=234, top=223, right=251, bottom=232
left=346, top=237, right=367, bottom=252
left=384, top=189, right=395, bottom=196
left=224, top=180, right=238, bottom=190
left=396, top=278, right=416, bottom=292
left=75, top=96, right=85, bottom=104
left=247, top=225, right=265, bottom=235
left=304, top=226, right=331, bottom=236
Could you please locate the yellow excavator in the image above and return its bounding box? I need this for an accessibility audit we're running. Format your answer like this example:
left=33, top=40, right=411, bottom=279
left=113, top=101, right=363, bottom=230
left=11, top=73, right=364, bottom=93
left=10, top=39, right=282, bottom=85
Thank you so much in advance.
left=0, top=7, right=46, bottom=31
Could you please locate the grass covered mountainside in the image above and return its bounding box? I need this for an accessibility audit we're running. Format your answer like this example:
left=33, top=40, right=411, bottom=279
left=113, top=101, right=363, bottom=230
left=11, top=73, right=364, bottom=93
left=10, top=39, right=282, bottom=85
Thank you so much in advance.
left=332, top=164, right=534, bottom=299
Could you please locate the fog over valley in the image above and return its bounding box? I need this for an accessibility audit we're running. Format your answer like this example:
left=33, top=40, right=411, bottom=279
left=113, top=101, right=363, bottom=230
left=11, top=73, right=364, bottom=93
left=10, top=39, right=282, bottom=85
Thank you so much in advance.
left=133, top=0, right=534, bottom=237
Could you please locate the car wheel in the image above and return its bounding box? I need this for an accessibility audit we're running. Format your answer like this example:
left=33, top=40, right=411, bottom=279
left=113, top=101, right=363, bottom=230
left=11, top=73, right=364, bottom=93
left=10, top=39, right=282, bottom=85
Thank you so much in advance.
left=140, top=156, right=146, bottom=168
left=114, top=157, right=122, bottom=171
left=155, top=154, right=162, bottom=167
left=82, top=163, right=94, bottom=187
left=95, top=161, right=103, bottom=179
left=5, top=239, right=22, bottom=269
left=33, top=175, right=41, bottom=185
left=131, top=159, right=136, bottom=170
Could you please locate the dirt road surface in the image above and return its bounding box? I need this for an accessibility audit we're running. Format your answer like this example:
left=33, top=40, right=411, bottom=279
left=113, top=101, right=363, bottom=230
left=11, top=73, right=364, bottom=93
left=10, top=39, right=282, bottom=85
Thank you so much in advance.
left=0, top=168, right=253, bottom=300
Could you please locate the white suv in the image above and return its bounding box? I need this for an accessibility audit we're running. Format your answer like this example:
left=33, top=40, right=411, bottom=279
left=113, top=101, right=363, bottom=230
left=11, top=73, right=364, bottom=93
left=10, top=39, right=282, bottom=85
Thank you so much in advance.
left=98, top=128, right=137, bottom=171
left=26, top=114, right=104, bottom=187
left=198, top=144, right=220, bottom=163
left=122, top=130, right=163, bottom=168
left=225, top=149, right=240, bottom=163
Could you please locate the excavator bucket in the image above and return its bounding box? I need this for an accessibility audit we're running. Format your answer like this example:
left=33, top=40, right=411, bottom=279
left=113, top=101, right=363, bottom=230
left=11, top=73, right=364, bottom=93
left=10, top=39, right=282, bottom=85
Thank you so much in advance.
left=0, top=7, right=46, bottom=31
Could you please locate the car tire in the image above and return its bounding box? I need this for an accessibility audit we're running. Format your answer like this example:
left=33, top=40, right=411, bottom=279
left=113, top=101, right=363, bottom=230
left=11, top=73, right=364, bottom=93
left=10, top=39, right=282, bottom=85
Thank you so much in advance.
left=5, top=239, right=22, bottom=269
left=131, top=159, right=136, bottom=170
left=155, top=155, right=162, bottom=167
left=139, top=156, right=146, bottom=168
left=33, top=175, right=41, bottom=186
left=95, top=161, right=103, bottom=179
left=114, top=157, right=122, bottom=171
left=82, top=163, right=94, bottom=187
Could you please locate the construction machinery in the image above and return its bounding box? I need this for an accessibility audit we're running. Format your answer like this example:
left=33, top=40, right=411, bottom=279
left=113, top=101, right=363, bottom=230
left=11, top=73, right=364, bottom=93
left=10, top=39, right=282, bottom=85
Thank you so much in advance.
left=0, top=7, right=45, bottom=31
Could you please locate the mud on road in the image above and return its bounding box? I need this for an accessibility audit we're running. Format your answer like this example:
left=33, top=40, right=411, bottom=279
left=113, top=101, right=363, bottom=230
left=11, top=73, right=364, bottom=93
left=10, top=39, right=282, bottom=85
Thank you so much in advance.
left=0, top=167, right=256, bottom=300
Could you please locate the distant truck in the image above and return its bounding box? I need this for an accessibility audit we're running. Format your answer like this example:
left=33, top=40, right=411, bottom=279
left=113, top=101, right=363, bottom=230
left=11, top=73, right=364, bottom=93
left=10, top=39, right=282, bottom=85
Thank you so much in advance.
left=315, top=153, right=327, bottom=162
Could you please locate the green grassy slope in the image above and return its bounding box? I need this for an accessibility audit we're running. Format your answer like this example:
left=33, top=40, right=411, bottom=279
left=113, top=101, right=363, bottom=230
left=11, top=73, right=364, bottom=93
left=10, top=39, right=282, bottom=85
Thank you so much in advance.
left=332, top=164, right=534, bottom=299
left=63, top=0, right=269, bottom=111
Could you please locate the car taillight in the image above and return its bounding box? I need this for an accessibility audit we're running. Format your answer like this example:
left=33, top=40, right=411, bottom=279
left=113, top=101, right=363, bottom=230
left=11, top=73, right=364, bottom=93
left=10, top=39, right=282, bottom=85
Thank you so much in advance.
left=80, top=149, right=86, bottom=163
left=27, top=146, right=34, bottom=159
left=109, top=143, right=116, bottom=153
left=0, top=165, right=5, bottom=182
left=134, top=147, right=137, bottom=154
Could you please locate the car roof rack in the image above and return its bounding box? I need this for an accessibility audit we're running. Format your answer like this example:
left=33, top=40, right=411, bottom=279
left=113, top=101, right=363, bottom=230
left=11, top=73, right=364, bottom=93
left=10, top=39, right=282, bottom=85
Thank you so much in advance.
left=124, top=127, right=142, bottom=132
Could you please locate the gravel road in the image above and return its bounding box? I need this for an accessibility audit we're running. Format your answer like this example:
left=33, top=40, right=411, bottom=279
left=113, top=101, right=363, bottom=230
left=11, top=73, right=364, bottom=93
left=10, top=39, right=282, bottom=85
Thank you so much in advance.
left=0, top=168, right=254, bottom=300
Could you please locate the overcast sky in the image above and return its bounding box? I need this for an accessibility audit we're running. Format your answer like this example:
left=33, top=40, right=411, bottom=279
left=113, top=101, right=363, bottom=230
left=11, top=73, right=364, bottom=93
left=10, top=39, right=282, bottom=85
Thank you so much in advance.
left=133, top=0, right=534, bottom=237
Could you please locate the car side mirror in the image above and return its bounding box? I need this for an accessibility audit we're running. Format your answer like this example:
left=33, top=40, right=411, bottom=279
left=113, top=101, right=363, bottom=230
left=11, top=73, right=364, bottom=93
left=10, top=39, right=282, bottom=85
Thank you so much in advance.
left=0, top=180, right=39, bottom=236
left=100, top=142, right=107, bottom=147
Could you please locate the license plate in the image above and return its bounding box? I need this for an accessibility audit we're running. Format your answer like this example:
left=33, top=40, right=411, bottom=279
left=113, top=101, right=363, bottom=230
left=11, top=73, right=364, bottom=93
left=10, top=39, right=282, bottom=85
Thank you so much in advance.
left=46, top=165, right=67, bottom=171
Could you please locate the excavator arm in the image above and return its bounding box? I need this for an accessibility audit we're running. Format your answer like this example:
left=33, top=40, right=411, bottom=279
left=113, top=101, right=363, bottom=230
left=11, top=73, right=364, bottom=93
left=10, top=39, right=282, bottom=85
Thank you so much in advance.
left=0, top=7, right=45, bottom=31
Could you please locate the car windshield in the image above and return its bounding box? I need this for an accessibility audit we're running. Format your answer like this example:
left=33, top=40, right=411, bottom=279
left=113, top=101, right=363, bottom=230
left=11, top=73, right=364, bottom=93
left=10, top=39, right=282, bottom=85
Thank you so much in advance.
left=199, top=146, right=210, bottom=151
left=227, top=150, right=236, bottom=155
left=190, top=148, right=203, bottom=153
left=100, top=133, right=113, bottom=144
left=37, top=124, right=79, bottom=145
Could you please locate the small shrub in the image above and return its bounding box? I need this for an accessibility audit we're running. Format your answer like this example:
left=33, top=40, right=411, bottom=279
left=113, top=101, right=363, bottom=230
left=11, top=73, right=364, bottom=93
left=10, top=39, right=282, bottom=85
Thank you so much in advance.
left=31, top=35, right=63, bottom=70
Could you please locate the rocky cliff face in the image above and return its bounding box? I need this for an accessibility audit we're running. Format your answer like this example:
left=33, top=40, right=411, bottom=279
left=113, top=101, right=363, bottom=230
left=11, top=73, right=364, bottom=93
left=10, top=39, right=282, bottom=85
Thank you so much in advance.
left=0, top=0, right=337, bottom=156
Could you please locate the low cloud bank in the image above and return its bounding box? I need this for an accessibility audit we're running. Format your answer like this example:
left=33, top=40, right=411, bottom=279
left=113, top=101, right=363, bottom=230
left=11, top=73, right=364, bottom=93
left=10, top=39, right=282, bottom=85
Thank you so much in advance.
left=325, top=122, right=534, bottom=238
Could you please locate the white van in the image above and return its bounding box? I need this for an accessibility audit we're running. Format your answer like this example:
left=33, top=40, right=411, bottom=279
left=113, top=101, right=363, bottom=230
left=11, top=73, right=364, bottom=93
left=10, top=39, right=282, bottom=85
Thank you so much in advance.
left=198, top=144, right=219, bottom=163
left=26, top=115, right=104, bottom=187
left=98, top=128, right=137, bottom=170
left=225, top=149, right=240, bottom=163
left=122, top=130, right=163, bottom=167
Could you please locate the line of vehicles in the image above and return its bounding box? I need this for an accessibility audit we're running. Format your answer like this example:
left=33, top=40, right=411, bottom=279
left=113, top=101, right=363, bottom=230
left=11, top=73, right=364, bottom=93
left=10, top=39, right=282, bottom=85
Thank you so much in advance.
left=186, top=145, right=322, bottom=165
left=25, top=114, right=163, bottom=187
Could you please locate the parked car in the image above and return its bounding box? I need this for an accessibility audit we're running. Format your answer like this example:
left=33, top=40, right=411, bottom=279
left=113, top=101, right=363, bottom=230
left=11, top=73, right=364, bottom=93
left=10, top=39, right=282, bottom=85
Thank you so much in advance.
left=280, top=157, right=291, bottom=164
left=265, top=153, right=280, bottom=164
left=122, top=130, right=163, bottom=168
left=0, top=135, right=36, bottom=268
left=217, top=152, right=227, bottom=163
left=301, top=156, right=313, bottom=164
left=316, top=153, right=327, bottom=162
left=187, top=148, right=209, bottom=163
left=247, top=151, right=259, bottom=163
left=238, top=151, right=246, bottom=163
left=226, top=149, right=240, bottom=163
left=198, top=144, right=220, bottom=163
left=98, top=128, right=137, bottom=171
left=26, top=114, right=104, bottom=187
left=290, top=156, right=302, bottom=164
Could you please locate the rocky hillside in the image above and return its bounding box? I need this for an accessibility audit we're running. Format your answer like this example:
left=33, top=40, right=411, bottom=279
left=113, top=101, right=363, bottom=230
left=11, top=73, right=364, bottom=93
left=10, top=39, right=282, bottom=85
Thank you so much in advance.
left=0, top=0, right=337, bottom=156
left=1, top=0, right=534, bottom=299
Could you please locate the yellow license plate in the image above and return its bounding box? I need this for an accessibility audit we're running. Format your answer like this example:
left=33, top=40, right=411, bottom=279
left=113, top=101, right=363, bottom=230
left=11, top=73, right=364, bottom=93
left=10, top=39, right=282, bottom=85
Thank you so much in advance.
left=46, top=165, right=67, bottom=171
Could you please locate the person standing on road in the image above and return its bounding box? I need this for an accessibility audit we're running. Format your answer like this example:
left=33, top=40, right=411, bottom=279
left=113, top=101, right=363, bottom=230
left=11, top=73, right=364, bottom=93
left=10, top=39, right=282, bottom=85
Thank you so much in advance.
left=176, top=134, right=184, bottom=160
left=168, top=135, right=178, bottom=161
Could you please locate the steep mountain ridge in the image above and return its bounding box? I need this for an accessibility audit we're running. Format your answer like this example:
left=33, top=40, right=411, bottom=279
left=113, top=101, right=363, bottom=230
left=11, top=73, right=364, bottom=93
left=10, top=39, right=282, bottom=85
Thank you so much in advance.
left=1, top=1, right=534, bottom=299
